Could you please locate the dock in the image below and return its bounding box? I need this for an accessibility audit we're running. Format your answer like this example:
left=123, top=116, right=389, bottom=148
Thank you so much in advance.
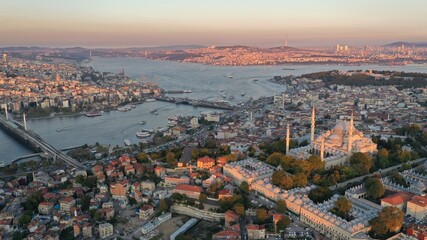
left=155, top=96, right=234, bottom=110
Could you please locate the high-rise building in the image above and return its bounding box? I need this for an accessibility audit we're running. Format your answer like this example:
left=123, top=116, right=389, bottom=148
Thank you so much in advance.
left=2, top=53, right=7, bottom=63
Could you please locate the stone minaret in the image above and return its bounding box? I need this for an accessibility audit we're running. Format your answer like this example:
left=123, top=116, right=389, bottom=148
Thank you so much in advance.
left=311, top=106, right=315, bottom=144
left=348, top=112, right=353, bottom=153
left=23, top=113, right=27, bottom=130
left=320, top=137, right=325, bottom=161
left=286, top=124, right=290, bottom=154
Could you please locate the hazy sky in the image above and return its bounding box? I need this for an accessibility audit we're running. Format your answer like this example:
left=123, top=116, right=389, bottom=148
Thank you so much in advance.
left=1, top=0, right=426, bottom=48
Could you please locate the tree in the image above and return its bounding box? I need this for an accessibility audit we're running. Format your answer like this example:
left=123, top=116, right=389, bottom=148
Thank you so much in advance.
left=25, top=191, right=44, bottom=212
left=280, top=175, right=295, bottom=190
left=331, top=196, right=352, bottom=220
left=80, top=195, right=91, bottom=211
left=292, top=173, right=308, bottom=187
left=60, top=226, right=75, bottom=240
left=166, top=151, right=176, bottom=166
left=199, top=193, right=208, bottom=203
left=240, top=181, right=249, bottom=194
left=272, top=170, right=286, bottom=186
left=233, top=203, right=245, bottom=216
left=137, top=152, right=149, bottom=163
left=307, top=155, right=325, bottom=172
left=12, top=231, right=27, bottom=240
left=369, top=206, right=404, bottom=239
left=350, top=152, right=373, bottom=175
left=256, top=208, right=269, bottom=223
left=308, top=186, right=333, bottom=203
left=276, top=216, right=291, bottom=232
left=365, top=177, right=385, bottom=200
left=275, top=199, right=287, bottom=213
left=159, top=199, right=169, bottom=212
left=267, top=152, right=286, bottom=167
left=18, top=213, right=32, bottom=227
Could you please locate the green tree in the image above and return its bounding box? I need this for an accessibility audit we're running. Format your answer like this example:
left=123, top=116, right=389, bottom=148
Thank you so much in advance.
left=272, top=170, right=286, bottom=186
left=292, top=173, right=308, bottom=187
left=365, top=177, right=385, bottom=200
left=12, top=231, right=27, bottom=240
left=233, top=203, right=245, bottom=216
left=199, top=193, right=208, bottom=203
left=159, top=199, right=169, bottom=212
left=166, top=151, right=176, bottom=166
left=275, top=199, right=287, bottom=213
left=256, top=208, right=269, bottom=223
left=240, top=181, right=250, bottom=194
left=137, top=152, right=150, bottom=163
left=307, top=155, right=325, bottom=172
left=80, top=195, right=91, bottom=211
left=18, top=213, right=32, bottom=227
left=331, top=196, right=352, bottom=220
left=276, top=216, right=291, bottom=232
left=308, top=186, right=333, bottom=203
left=59, top=226, right=75, bottom=240
left=266, top=152, right=286, bottom=167
left=350, top=152, right=373, bottom=175
left=369, top=206, right=404, bottom=239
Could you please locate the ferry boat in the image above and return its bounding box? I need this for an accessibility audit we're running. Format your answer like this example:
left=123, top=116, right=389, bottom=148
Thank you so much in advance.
left=118, top=106, right=132, bottom=112
left=85, top=112, right=102, bottom=117
left=136, top=131, right=151, bottom=138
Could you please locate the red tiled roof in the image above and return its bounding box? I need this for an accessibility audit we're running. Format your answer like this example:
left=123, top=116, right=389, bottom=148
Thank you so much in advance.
left=409, top=195, right=427, bottom=207
left=174, top=184, right=202, bottom=193
left=213, top=230, right=241, bottom=239
left=381, top=192, right=413, bottom=206
left=197, top=156, right=215, bottom=163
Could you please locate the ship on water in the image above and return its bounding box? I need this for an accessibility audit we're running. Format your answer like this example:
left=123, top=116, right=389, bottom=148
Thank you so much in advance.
left=85, top=112, right=102, bottom=117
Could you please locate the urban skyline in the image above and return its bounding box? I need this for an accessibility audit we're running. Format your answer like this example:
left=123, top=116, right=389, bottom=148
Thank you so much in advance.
left=1, top=0, right=427, bottom=47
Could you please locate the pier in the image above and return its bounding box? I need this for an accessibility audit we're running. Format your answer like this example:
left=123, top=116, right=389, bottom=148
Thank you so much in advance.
left=155, top=96, right=234, bottom=110
left=0, top=115, right=87, bottom=170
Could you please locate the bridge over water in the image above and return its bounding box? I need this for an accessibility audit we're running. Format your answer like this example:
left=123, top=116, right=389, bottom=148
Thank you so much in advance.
left=0, top=114, right=87, bottom=170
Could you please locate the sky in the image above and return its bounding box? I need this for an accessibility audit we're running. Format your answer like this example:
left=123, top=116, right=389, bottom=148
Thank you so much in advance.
left=1, top=0, right=426, bottom=48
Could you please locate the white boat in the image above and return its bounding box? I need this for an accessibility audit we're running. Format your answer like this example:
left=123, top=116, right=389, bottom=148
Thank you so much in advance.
left=183, top=90, right=192, bottom=93
left=241, top=92, right=246, bottom=96
left=146, top=98, right=156, bottom=102
left=124, top=139, right=131, bottom=146
left=136, top=131, right=151, bottom=138
left=118, top=106, right=131, bottom=112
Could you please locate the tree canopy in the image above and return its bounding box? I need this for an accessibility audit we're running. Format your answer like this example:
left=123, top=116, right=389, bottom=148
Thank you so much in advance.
left=365, top=177, right=385, bottom=200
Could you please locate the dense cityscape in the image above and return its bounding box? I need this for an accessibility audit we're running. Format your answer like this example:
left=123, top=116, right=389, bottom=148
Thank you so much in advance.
left=1, top=1, right=427, bottom=240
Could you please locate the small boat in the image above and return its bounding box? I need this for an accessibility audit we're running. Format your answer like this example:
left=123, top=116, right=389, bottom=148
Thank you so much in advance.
left=141, top=120, right=147, bottom=125
left=146, top=98, right=156, bottom=102
left=56, top=129, right=63, bottom=132
left=253, top=78, right=259, bottom=82
left=183, top=90, right=192, bottom=93
left=241, top=92, right=246, bottom=96
left=124, top=139, right=131, bottom=146
left=118, top=106, right=131, bottom=112
left=227, top=75, right=233, bottom=79
left=85, top=112, right=102, bottom=117
left=150, top=109, right=158, bottom=114
left=136, top=131, right=151, bottom=138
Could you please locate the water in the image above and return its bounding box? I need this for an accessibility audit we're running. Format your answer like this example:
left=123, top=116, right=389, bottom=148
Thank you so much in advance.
left=1, top=58, right=427, bottom=164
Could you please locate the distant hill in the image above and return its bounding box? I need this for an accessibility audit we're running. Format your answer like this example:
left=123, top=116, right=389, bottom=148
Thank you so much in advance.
left=384, top=41, right=427, bottom=48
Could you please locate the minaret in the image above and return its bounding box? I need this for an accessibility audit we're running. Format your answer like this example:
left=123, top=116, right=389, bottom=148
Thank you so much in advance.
left=23, top=113, right=27, bottom=130
left=3, top=104, right=8, bottom=120
left=250, top=111, right=253, bottom=122
left=286, top=124, right=290, bottom=154
left=320, top=137, right=325, bottom=161
left=310, top=106, right=315, bottom=144
left=282, top=93, right=285, bottom=108
left=348, top=112, right=353, bottom=153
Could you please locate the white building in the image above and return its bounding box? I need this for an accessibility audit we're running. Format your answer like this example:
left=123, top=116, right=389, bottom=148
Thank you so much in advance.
left=98, top=223, right=113, bottom=239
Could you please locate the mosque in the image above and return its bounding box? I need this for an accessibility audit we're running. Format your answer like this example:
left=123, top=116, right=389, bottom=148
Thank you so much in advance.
left=287, top=107, right=377, bottom=169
